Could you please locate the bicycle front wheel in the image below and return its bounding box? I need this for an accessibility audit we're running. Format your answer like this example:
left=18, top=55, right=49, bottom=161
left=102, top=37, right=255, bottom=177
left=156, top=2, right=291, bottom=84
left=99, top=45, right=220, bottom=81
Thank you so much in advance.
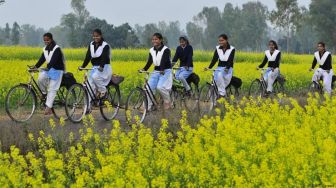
left=248, top=79, right=263, bottom=98
left=65, top=84, right=88, bottom=123
left=198, top=83, right=215, bottom=116
left=125, top=88, right=147, bottom=124
left=52, top=86, right=68, bottom=120
left=100, top=85, right=121, bottom=121
left=5, top=84, right=37, bottom=122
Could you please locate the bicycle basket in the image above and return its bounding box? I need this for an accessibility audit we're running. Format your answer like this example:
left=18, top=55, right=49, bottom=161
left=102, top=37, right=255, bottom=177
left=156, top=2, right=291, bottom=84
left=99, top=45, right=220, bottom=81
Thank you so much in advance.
left=186, top=73, right=200, bottom=87
left=61, top=72, right=77, bottom=89
left=110, top=74, right=124, bottom=85
left=229, top=76, right=242, bottom=89
left=277, top=74, right=286, bottom=84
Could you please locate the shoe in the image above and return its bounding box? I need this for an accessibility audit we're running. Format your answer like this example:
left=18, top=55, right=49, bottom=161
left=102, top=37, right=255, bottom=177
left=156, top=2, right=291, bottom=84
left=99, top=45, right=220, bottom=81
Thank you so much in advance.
left=44, top=107, right=53, bottom=115
left=163, top=102, right=172, bottom=110
left=184, top=90, right=192, bottom=97
left=85, top=108, right=92, bottom=115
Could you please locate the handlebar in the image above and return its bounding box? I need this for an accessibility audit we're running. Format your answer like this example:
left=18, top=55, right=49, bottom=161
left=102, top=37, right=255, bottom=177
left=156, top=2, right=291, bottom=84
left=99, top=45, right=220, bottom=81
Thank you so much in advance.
left=78, top=67, right=93, bottom=71
left=138, top=70, right=151, bottom=74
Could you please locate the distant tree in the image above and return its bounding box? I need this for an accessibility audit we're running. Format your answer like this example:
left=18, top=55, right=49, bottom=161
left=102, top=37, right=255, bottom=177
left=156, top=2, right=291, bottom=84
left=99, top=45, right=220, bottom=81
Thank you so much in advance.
left=240, top=2, right=268, bottom=51
left=137, top=23, right=160, bottom=47
left=186, top=22, right=203, bottom=49
left=270, top=0, right=302, bottom=52
left=48, top=26, right=70, bottom=47
left=0, top=0, right=5, bottom=5
left=310, top=0, right=336, bottom=50
left=20, top=24, right=45, bottom=46
left=4, top=23, right=11, bottom=45
left=61, top=0, right=90, bottom=47
left=11, top=22, right=20, bottom=45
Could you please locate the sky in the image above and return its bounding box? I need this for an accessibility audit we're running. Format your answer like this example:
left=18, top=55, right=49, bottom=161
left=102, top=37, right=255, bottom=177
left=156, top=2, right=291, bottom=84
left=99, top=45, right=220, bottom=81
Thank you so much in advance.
left=0, top=0, right=311, bottom=29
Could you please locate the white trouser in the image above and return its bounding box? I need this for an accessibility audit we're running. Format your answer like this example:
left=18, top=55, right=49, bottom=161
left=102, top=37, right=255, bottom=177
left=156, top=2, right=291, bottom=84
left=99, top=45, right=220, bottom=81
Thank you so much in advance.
left=214, top=67, right=233, bottom=96
left=312, top=68, right=334, bottom=94
left=87, top=65, right=112, bottom=107
left=38, top=70, right=63, bottom=108
left=263, top=68, right=280, bottom=92
left=146, top=69, right=173, bottom=109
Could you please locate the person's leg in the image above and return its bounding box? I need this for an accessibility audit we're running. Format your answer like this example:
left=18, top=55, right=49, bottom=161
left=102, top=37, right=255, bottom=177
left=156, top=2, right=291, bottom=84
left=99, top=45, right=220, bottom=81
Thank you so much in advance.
left=214, top=67, right=226, bottom=96
left=267, top=68, right=279, bottom=92
left=323, top=70, right=333, bottom=95
left=87, top=69, right=98, bottom=111
left=92, top=66, right=112, bottom=96
left=46, top=72, right=63, bottom=108
left=222, top=68, right=233, bottom=95
left=312, top=68, right=322, bottom=83
left=38, top=71, right=49, bottom=95
left=157, top=69, right=173, bottom=109
left=146, top=71, right=160, bottom=109
left=177, top=67, right=193, bottom=91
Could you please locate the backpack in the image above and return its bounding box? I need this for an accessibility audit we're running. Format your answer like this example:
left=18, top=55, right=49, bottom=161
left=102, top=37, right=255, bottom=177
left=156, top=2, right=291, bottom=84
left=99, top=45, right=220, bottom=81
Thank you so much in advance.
left=61, top=72, right=77, bottom=89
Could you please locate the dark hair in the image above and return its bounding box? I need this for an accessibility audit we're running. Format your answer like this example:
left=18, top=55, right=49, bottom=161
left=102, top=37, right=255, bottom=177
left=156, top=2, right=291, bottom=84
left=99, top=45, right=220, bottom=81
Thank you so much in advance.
left=269, top=40, right=278, bottom=50
left=318, top=41, right=325, bottom=48
left=153, top=33, right=164, bottom=45
left=43, top=33, right=53, bottom=40
left=218, top=34, right=228, bottom=40
left=93, top=29, right=102, bottom=36
left=179, top=36, right=189, bottom=44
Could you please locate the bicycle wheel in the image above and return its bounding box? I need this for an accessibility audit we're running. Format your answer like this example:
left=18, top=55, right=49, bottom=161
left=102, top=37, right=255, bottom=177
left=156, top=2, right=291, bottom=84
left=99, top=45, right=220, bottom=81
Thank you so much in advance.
left=198, top=83, right=215, bottom=116
left=5, top=84, right=37, bottom=122
left=100, top=85, right=121, bottom=121
left=273, top=81, right=285, bottom=95
left=170, top=89, right=182, bottom=109
left=248, top=79, right=263, bottom=98
left=308, top=81, right=322, bottom=94
left=184, top=86, right=199, bottom=111
left=125, top=88, right=147, bottom=124
left=52, top=86, right=68, bottom=120
left=65, top=84, right=88, bottom=123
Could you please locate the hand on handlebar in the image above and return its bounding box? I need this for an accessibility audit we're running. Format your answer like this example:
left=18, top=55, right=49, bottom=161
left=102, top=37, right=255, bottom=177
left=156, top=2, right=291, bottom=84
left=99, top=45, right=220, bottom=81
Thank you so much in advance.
left=309, top=68, right=313, bottom=72
left=204, top=67, right=210, bottom=71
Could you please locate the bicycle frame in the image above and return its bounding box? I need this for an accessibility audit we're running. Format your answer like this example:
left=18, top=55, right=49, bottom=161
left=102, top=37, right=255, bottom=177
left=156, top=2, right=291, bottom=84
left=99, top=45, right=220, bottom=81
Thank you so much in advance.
left=138, top=70, right=159, bottom=108
left=25, top=68, right=47, bottom=101
left=79, top=68, right=100, bottom=102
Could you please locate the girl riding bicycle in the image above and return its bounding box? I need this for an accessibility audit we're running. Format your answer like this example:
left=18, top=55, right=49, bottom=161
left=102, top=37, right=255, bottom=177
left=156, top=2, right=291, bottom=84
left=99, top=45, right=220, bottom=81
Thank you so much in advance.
left=139, top=33, right=173, bottom=110
left=257, top=40, right=281, bottom=94
left=79, top=29, right=112, bottom=111
left=172, top=36, right=194, bottom=94
left=205, top=34, right=235, bottom=98
left=33, top=33, right=65, bottom=115
left=309, top=42, right=333, bottom=95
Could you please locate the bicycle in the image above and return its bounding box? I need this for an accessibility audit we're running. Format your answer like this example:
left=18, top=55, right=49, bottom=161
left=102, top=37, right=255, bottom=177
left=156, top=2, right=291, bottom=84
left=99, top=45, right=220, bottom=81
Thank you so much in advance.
left=65, top=67, right=121, bottom=123
left=171, top=67, right=199, bottom=111
left=308, top=69, right=335, bottom=94
left=5, top=66, right=68, bottom=122
left=125, top=70, right=170, bottom=124
left=248, top=68, right=285, bottom=98
left=198, top=68, right=240, bottom=116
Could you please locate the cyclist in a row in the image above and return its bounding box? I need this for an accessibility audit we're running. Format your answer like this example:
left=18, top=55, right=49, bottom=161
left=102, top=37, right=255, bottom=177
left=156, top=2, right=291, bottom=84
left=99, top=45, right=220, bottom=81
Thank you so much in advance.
left=34, top=31, right=333, bottom=116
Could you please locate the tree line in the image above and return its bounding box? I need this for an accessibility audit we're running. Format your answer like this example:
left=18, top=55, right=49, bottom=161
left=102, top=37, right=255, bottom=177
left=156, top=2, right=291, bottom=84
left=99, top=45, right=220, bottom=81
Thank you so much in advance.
left=0, top=0, right=335, bottom=53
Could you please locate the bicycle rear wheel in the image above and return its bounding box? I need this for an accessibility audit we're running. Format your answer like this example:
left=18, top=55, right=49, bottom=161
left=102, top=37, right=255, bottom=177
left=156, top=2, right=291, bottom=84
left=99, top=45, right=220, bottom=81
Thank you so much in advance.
left=65, top=84, right=88, bottom=123
left=184, top=86, right=199, bottom=112
left=52, top=86, right=68, bottom=120
left=125, top=88, right=147, bottom=124
left=5, top=84, right=37, bottom=122
left=198, top=83, right=215, bottom=116
left=100, top=85, right=121, bottom=121
left=248, top=79, right=263, bottom=98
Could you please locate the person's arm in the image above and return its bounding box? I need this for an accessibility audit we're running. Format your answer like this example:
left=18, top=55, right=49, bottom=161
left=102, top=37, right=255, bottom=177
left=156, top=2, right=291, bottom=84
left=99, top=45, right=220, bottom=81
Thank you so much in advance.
left=159, top=48, right=171, bottom=71
left=226, top=49, right=235, bottom=69
left=100, top=45, right=111, bottom=68
left=325, top=54, right=332, bottom=70
left=143, top=53, right=153, bottom=71
left=311, top=57, right=317, bottom=69
left=34, top=53, right=46, bottom=68
left=274, top=52, right=281, bottom=68
left=81, top=45, right=91, bottom=68
left=47, top=48, right=61, bottom=69
left=172, top=47, right=180, bottom=66
left=208, top=50, right=218, bottom=69
left=258, top=55, right=268, bottom=68
left=186, top=46, right=193, bottom=68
